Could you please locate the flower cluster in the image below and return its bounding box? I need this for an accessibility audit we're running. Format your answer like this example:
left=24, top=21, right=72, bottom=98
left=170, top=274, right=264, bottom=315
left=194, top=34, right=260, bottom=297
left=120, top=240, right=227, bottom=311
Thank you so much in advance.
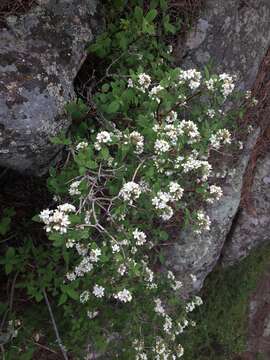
left=210, top=129, right=232, bottom=149
left=94, top=131, right=113, bottom=150
left=39, top=54, right=240, bottom=359
left=152, top=182, right=184, bottom=221
left=119, top=181, right=142, bottom=205
left=129, top=131, right=144, bottom=154
left=219, top=73, right=235, bottom=97
left=39, top=204, right=76, bottom=234
left=179, top=69, right=202, bottom=90
left=69, top=180, right=81, bottom=196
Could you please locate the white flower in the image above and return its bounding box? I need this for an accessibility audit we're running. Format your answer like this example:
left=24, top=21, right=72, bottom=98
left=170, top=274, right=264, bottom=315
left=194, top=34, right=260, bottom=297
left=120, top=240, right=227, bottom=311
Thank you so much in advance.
left=114, top=289, right=132, bottom=303
left=66, top=239, right=75, bottom=248
left=178, top=120, right=200, bottom=143
left=185, top=301, right=195, bottom=312
left=205, top=78, right=217, bottom=91
left=154, top=298, right=166, bottom=316
left=176, top=344, right=184, bottom=358
left=87, top=310, right=99, bottom=319
left=129, top=131, right=144, bottom=154
left=76, top=141, right=88, bottom=150
left=154, top=139, right=170, bottom=154
left=69, top=180, right=81, bottom=196
left=118, top=264, right=127, bottom=276
left=152, top=191, right=171, bottom=210
left=172, top=280, right=183, bottom=291
left=206, top=185, right=223, bottom=203
left=74, top=257, right=93, bottom=277
left=94, top=131, right=112, bottom=150
left=210, top=129, right=231, bottom=149
left=119, top=181, right=142, bottom=205
left=93, top=284, right=105, bottom=298
left=179, top=69, right=201, bottom=90
left=41, top=207, right=71, bottom=234
left=168, top=182, right=184, bottom=201
left=207, top=109, right=215, bottom=118
left=195, top=210, right=211, bottom=233
left=163, top=315, right=173, bottom=333
left=112, top=244, right=120, bottom=253
left=138, top=73, right=151, bottom=90
left=165, top=111, right=177, bottom=123
left=57, top=203, right=76, bottom=213
left=149, top=85, right=164, bottom=99
left=66, top=272, right=76, bottom=281
left=133, top=229, right=147, bottom=246
left=219, top=73, right=235, bottom=97
left=127, top=78, right=134, bottom=88
left=161, top=205, right=174, bottom=221
left=39, top=209, right=52, bottom=224
left=89, top=248, right=101, bottom=263
left=194, top=296, right=203, bottom=306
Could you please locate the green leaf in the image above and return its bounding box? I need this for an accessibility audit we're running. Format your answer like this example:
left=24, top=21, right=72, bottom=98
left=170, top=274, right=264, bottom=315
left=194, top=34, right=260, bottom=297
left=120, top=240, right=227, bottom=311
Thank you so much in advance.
left=102, top=83, right=110, bottom=93
left=134, top=6, right=143, bottom=22
left=65, top=286, right=79, bottom=300
left=145, top=9, right=158, bottom=22
left=58, top=293, right=68, bottom=305
left=107, top=100, right=120, bottom=113
left=35, top=292, right=43, bottom=302
left=65, top=99, right=88, bottom=120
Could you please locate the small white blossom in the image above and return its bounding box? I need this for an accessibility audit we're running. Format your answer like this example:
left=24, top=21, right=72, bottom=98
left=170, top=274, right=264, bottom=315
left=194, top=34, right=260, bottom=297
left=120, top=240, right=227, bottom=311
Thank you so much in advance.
left=138, top=73, right=151, bottom=90
left=89, top=248, right=101, bottom=263
left=112, top=244, right=120, bottom=253
left=87, top=310, right=99, bottom=319
left=94, top=131, right=112, bottom=150
left=165, top=111, right=177, bottom=123
left=93, top=284, right=105, bottom=298
left=127, top=78, right=134, bottom=88
left=69, top=181, right=81, bottom=196
left=76, top=141, right=88, bottom=150
left=118, top=264, right=127, bottom=276
left=133, top=229, right=147, bottom=246
left=154, top=298, right=166, bottom=316
left=129, top=131, right=144, bottom=154
left=114, top=289, right=132, bottom=303
left=119, top=181, right=142, bottom=205
left=154, top=139, right=170, bottom=154
left=168, top=182, right=184, bottom=201
left=206, top=185, right=223, bottom=203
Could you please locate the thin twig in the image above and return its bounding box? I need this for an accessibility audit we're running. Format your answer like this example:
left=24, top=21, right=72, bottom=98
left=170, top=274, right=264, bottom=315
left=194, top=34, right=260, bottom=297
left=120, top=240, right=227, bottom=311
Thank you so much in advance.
left=42, top=288, right=69, bottom=360
left=0, top=271, right=19, bottom=332
left=34, top=341, right=58, bottom=354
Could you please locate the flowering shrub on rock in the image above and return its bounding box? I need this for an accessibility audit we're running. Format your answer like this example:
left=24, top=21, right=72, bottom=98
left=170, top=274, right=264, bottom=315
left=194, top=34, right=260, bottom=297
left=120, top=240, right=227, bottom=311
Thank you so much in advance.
left=37, top=2, right=246, bottom=359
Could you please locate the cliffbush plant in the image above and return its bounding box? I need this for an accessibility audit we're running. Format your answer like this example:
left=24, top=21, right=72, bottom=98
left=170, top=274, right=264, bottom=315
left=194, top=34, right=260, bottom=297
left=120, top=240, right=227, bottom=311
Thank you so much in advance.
left=36, top=2, right=245, bottom=358
left=1, top=1, right=253, bottom=358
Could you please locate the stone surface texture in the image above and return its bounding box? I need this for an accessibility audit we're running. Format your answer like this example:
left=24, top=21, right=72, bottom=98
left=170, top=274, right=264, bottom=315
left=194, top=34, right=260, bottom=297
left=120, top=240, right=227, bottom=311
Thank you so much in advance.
left=0, top=0, right=100, bottom=174
left=167, top=0, right=270, bottom=292
left=165, top=131, right=259, bottom=292
left=182, top=0, right=270, bottom=91
left=222, top=155, right=270, bottom=266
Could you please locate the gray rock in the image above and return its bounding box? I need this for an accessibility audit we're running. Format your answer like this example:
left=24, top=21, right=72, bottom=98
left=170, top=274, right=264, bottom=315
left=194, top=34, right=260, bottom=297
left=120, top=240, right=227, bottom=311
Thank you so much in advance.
left=180, top=0, right=270, bottom=91
left=222, top=155, right=270, bottom=266
left=166, top=0, right=270, bottom=292
left=0, top=0, right=100, bottom=174
left=165, top=131, right=259, bottom=292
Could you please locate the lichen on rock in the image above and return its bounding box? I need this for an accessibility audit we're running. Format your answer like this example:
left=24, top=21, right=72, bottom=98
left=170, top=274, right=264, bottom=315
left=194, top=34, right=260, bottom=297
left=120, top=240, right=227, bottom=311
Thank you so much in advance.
left=0, top=0, right=101, bottom=175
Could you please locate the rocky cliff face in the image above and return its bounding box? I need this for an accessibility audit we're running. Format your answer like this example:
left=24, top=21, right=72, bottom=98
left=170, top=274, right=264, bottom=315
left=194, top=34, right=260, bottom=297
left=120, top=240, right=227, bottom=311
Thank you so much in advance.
left=166, top=0, right=270, bottom=292
left=0, top=0, right=100, bottom=175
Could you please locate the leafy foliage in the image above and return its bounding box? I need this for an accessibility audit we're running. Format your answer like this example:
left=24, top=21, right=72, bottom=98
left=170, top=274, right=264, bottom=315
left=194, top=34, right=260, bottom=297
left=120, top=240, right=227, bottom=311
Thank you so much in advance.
left=0, top=1, right=255, bottom=359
